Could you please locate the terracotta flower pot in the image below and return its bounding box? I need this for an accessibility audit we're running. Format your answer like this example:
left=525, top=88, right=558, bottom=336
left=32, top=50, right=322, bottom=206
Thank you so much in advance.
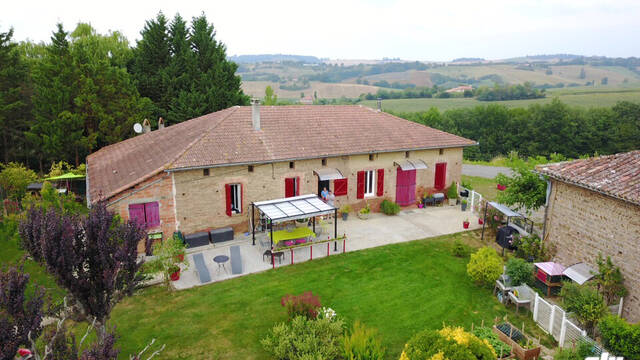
left=170, top=269, right=181, bottom=281
left=463, top=221, right=470, bottom=229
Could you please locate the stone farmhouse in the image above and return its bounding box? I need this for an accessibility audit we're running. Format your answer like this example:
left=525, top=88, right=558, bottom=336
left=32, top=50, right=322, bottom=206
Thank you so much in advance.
left=86, top=103, right=476, bottom=251
left=537, top=150, right=640, bottom=322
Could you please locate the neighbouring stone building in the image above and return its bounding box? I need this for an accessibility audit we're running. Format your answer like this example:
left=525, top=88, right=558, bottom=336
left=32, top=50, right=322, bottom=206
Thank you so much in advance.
left=86, top=103, right=476, bottom=251
left=537, top=151, right=640, bottom=322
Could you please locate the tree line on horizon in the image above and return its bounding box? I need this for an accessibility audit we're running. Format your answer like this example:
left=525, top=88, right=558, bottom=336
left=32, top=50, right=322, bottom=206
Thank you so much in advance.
left=395, top=99, right=640, bottom=161
left=0, top=12, right=248, bottom=172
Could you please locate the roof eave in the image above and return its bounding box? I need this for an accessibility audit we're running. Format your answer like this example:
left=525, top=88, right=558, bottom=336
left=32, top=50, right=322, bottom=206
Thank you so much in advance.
left=165, top=142, right=479, bottom=173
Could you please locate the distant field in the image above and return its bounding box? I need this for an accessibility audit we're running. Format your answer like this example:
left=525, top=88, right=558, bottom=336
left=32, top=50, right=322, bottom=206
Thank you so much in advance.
left=344, top=70, right=433, bottom=87
left=361, top=88, right=640, bottom=112
left=242, top=80, right=390, bottom=99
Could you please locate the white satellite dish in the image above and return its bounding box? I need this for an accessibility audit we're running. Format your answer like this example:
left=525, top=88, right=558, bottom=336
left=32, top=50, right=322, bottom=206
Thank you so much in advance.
left=133, top=123, right=143, bottom=134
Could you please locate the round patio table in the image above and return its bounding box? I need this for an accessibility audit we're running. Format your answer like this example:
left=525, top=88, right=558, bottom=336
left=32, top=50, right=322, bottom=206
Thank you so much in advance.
left=213, top=255, right=229, bottom=273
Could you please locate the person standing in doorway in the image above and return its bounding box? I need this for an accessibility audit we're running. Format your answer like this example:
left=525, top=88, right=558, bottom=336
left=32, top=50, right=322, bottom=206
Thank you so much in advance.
left=321, top=187, right=329, bottom=201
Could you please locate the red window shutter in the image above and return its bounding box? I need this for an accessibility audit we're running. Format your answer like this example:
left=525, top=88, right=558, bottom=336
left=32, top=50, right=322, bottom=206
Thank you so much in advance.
left=356, top=171, right=365, bottom=199
left=376, top=169, right=384, bottom=196
left=144, top=202, right=160, bottom=227
left=225, top=184, right=232, bottom=217
left=285, top=178, right=294, bottom=198
left=334, top=178, right=348, bottom=196
left=435, top=163, right=447, bottom=190
left=295, top=177, right=300, bottom=196
left=128, top=204, right=146, bottom=227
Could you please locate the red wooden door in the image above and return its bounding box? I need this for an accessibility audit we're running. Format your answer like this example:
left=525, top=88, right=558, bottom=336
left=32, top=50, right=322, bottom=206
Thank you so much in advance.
left=395, top=168, right=416, bottom=206
left=434, top=162, right=447, bottom=190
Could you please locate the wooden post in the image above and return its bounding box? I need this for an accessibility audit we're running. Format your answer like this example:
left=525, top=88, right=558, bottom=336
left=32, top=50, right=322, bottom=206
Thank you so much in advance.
left=310, top=245, right=313, bottom=260
left=327, top=242, right=330, bottom=257
left=343, top=238, right=345, bottom=253
left=272, top=253, right=275, bottom=269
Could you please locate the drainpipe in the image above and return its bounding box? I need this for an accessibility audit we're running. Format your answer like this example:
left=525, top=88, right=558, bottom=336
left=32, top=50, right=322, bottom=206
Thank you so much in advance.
left=542, top=177, right=552, bottom=241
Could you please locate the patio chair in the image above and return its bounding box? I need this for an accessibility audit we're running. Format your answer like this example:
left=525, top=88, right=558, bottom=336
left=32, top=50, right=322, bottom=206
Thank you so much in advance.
left=508, top=284, right=534, bottom=314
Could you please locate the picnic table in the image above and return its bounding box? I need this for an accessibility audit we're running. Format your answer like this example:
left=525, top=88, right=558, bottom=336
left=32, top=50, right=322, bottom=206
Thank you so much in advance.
left=268, top=227, right=316, bottom=246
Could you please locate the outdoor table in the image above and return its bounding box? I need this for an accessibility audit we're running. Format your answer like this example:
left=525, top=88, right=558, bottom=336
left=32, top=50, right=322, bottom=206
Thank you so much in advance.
left=432, top=193, right=445, bottom=205
left=268, top=227, right=316, bottom=246
left=213, top=255, right=229, bottom=273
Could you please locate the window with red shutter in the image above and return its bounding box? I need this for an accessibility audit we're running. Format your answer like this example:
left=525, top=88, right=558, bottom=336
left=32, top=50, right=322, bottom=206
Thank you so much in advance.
left=128, top=204, right=146, bottom=227
left=285, top=178, right=295, bottom=197
left=144, top=202, right=160, bottom=227
left=356, top=171, right=365, bottom=199
left=334, top=178, right=348, bottom=196
left=376, top=169, right=384, bottom=196
left=225, top=184, right=232, bottom=216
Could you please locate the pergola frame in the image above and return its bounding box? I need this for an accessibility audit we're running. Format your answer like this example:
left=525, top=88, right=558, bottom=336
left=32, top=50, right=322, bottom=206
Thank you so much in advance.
left=251, top=194, right=338, bottom=249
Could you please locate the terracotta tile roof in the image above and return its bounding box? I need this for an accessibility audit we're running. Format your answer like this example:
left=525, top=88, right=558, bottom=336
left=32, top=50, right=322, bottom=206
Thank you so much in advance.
left=87, top=105, right=476, bottom=201
left=536, top=150, right=640, bottom=206
left=86, top=107, right=239, bottom=202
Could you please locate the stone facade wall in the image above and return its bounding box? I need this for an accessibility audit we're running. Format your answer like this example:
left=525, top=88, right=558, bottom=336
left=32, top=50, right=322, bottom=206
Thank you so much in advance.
left=545, top=180, right=640, bottom=322
left=106, top=172, right=177, bottom=252
left=172, top=148, right=463, bottom=235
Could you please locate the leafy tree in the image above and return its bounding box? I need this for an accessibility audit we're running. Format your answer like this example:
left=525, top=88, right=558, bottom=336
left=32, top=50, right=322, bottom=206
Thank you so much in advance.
left=594, top=254, right=627, bottom=305
left=0, top=27, right=31, bottom=164
left=263, top=86, right=278, bottom=105
left=560, top=282, right=606, bottom=336
left=18, top=202, right=147, bottom=340
left=0, top=264, right=44, bottom=360
left=0, top=162, right=37, bottom=201
left=505, top=257, right=533, bottom=286
left=21, top=181, right=87, bottom=215
left=599, top=315, right=640, bottom=360
left=467, top=247, right=503, bottom=286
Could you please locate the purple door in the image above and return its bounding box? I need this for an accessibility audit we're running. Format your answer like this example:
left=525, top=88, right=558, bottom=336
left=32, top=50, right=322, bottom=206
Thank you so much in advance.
left=396, top=168, right=416, bottom=206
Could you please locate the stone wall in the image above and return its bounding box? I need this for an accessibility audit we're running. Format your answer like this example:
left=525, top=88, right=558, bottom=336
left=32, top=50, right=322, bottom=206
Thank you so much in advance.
left=106, top=172, right=177, bottom=252
left=545, top=180, right=640, bottom=322
left=172, top=148, right=463, bottom=235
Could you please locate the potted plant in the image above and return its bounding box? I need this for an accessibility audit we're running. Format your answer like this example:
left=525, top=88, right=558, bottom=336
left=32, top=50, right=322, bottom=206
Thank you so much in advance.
left=357, top=202, right=371, bottom=220
left=446, top=182, right=458, bottom=206
left=463, top=218, right=470, bottom=229
left=339, top=204, right=351, bottom=221
left=461, top=199, right=468, bottom=211
left=417, top=200, right=423, bottom=208
left=492, top=322, right=541, bottom=360
left=144, top=234, right=189, bottom=288
left=478, top=217, right=484, bottom=225
left=169, top=265, right=181, bottom=281
left=497, top=184, right=507, bottom=191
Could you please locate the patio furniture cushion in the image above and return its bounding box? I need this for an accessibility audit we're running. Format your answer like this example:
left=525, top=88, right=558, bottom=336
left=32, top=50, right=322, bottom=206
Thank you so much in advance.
left=295, top=238, right=307, bottom=245
left=185, top=231, right=210, bottom=248
left=230, top=245, right=242, bottom=274
left=192, top=253, right=211, bottom=283
left=268, top=227, right=316, bottom=245
left=283, top=240, right=294, bottom=247
left=210, top=227, right=233, bottom=243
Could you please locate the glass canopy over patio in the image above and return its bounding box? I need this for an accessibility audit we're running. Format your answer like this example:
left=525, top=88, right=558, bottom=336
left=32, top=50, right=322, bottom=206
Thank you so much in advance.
left=251, top=194, right=338, bottom=246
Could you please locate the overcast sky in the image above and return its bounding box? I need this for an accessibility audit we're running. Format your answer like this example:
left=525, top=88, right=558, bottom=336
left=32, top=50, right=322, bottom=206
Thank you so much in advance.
left=2, top=0, right=639, bottom=61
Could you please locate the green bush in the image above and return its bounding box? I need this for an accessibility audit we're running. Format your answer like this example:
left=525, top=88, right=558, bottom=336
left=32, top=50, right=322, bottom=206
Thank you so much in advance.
left=472, top=327, right=511, bottom=357
left=452, top=239, right=470, bottom=257
left=560, top=283, right=606, bottom=336
left=594, top=254, right=627, bottom=305
left=599, top=315, right=640, bottom=360
left=0, top=162, right=37, bottom=201
left=380, top=199, right=400, bottom=215
left=512, top=234, right=550, bottom=261
left=553, top=341, right=596, bottom=360
left=261, top=316, right=344, bottom=360
left=342, top=321, right=385, bottom=360
left=467, top=247, right=504, bottom=286
left=446, top=182, right=458, bottom=200
left=399, top=326, right=496, bottom=360
left=505, top=258, right=533, bottom=286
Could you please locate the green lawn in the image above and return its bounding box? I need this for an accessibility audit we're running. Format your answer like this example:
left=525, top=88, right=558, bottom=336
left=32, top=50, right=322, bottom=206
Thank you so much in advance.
left=462, top=175, right=499, bottom=201
left=107, top=231, right=552, bottom=359
left=360, top=88, right=640, bottom=112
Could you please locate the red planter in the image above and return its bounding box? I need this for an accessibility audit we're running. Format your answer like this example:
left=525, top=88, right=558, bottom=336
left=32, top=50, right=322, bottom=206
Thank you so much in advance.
left=463, top=221, right=470, bottom=229
left=176, top=253, right=185, bottom=262
left=497, top=184, right=506, bottom=191
left=170, top=269, right=181, bottom=281
left=478, top=218, right=484, bottom=225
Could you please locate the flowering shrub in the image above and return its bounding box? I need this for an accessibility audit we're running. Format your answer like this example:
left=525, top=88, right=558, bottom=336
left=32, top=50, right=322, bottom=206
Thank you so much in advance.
left=318, top=307, right=337, bottom=321
left=281, top=291, right=322, bottom=320
left=399, top=326, right=496, bottom=360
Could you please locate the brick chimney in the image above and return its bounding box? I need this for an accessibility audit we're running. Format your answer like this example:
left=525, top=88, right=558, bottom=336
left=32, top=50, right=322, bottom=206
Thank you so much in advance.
left=158, top=117, right=165, bottom=130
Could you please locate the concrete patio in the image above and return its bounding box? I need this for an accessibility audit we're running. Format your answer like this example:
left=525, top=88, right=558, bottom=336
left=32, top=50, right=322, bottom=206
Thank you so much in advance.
left=172, top=205, right=482, bottom=290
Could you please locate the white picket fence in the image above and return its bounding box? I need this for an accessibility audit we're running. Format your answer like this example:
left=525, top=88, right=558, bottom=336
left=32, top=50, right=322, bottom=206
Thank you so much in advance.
left=532, top=292, right=601, bottom=352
